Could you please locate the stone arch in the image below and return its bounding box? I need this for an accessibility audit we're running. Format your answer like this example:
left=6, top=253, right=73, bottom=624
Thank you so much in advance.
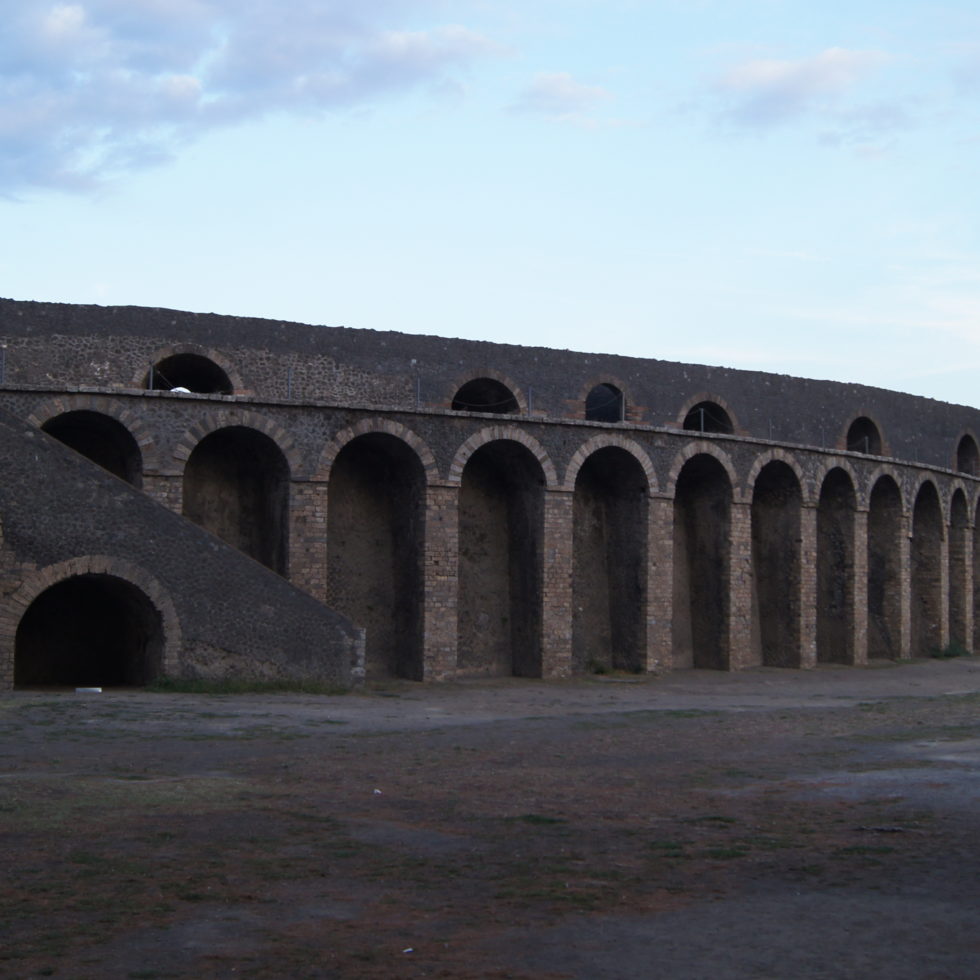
left=563, top=435, right=657, bottom=493
left=746, top=449, right=809, bottom=505
left=911, top=479, right=944, bottom=656
left=326, top=430, right=427, bottom=680
left=457, top=439, right=547, bottom=677
left=575, top=374, right=629, bottom=424
left=948, top=488, right=970, bottom=650
left=817, top=467, right=857, bottom=664
left=449, top=427, right=558, bottom=489
left=2, top=556, right=181, bottom=688
left=842, top=413, right=886, bottom=456
left=955, top=432, right=980, bottom=476
left=672, top=453, right=733, bottom=670
left=867, top=474, right=904, bottom=659
left=676, top=392, right=741, bottom=435
left=571, top=445, right=649, bottom=674
left=316, top=419, right=438, bottom=484
left=174, top=410, right=302, bottom=476
left=449, top=370, right=526, bottom=416
left=27, top=394, right=160, bottom=474
left=182, top=424, right=291, bottom=574
left=751, top=459, right=802, bottom=667
left=666, top=443, right=740, bottom=500
left=138, top=344, right=246, bottom=395
left=859, top=464, right=906, bottom=511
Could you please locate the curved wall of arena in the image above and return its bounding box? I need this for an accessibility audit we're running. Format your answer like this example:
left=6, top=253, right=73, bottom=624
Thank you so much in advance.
left=1, top=297, right=978, bottom=685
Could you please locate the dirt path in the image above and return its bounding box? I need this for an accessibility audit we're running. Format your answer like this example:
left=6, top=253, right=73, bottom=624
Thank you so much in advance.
left=3, top=660, right=980, bottom=978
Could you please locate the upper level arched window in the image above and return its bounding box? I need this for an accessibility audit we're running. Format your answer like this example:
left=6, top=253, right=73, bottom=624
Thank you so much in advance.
left=585, top=383, right=624, bottom=423
left=846, top=416, right=882, bottom=455
left=956, top=434, right=979, bottom=475
left=451, top=378, right=518, bottom=414
left=682, top=401, right=733, bottom=435
left=145, top=354, right=232, bottom=395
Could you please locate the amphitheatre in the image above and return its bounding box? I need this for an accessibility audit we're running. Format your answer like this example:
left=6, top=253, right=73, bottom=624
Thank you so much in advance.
left=1, top=295, right=979, bottom=690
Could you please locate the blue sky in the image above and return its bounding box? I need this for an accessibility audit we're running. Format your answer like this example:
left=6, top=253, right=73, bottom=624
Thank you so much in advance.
left=3, top=0, right=980, bottom=405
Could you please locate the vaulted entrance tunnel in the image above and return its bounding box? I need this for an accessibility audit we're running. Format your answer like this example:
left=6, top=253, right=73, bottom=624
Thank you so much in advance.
left=751, top=461, right=802, bottom=667
left=183, top=427, right=289, bottom=574
left=326, top=433, right=425, bottom=680
left=817, top=468, right=856, bottom=664
left=672, top=454, right=732, bottom=669
left=572, top=447, right=648, bottom=673
left=14, top=574, right=164, bottom=688
left=458, top=441, right=544, bottom=676
left=42, top=410, right=142, bottom=486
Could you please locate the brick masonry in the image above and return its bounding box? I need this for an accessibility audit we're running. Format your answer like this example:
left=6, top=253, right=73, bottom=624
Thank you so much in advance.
left=2, top=296, right=980, bottom=687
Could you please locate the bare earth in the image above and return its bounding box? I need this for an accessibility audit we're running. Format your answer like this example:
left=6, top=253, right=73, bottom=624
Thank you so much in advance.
left=4, top=660, right=980, bottom=978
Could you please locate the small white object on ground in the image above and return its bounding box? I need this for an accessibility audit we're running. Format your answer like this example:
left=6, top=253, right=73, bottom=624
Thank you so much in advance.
left=75, top=687, right=102, bottom=693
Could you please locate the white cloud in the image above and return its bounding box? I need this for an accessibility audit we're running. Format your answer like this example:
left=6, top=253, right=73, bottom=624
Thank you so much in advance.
left=713, top=47, right=890, bottom=127
left=511, top=71, right=611, bottom=121
left=0, top=0, right=497, bottom=193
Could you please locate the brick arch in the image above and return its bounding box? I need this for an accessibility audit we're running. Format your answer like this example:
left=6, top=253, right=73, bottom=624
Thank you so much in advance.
left=814, top=459, right=860, bottom=500
left=911, top=476, right=946, bottom=539
left=26, top=394, right=161, bottom=473
left=315, top=419, right=438, bottom=484
left=447, top=370, right=528, bottom=416
left=746, top=448, right=808, bottom=504
left=839, top=411, right=889, bottom=457
left=135, top=344, right=247, bottom=395
left=953, top=429, right=980, bottom=476
left=861, top=464, right=906, bottom=511
left=575, top=375, right=633, bottom=422
left=947, top=480, right=972, bottom=526
left=448, top=427, right=558, bottom=488
left=666, top=443, right=740, bottom=500
left=173, top=410, right=302, bottom=476
left=0, top=555, right=183, bottom=681
left=563, top=434, right=657, bottom=493
left=675, top=392, right=742, bottom=435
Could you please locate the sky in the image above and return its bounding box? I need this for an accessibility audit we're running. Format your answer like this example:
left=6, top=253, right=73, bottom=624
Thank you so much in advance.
left=2, top=0, right=980, bottom=406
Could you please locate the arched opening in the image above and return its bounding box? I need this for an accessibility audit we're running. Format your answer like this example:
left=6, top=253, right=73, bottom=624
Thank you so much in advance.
left=451, top=378, right=518, bottom=414
left=584, top=384, right=624, bottom=423
left=327, top=434, right=425, bottom=680
left=817, top=468, right=856, bottom=664
left=41, top=410, right=142, bottom=487
left=974, top=498, right=980, bottom=653
left=911, top=482, right=943, bottom=657
left=949, top=490, right=969, bottom=650
left=458, top=441, right=544, bottom=676
left=682, top=401, right=734, bottom=435
left=15, top=574, right=164, bottom=687
left=146, top=354, right=232, bottom=394
left=846, top=417, right=882, bottom=455
left=672, top=454, right=732, bottom=669
left=751, top=461, right=801, bottom=667
left=956, top=435, right=979, bottom=476
left=183, top=427, right=289, bottom=574
left=572, top=447, right=647, bottom=673
left=868, top=476, right=902, bottom=659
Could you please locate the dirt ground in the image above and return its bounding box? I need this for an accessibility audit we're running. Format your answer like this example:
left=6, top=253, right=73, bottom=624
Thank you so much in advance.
left=4, top=659, right=980, bottom=979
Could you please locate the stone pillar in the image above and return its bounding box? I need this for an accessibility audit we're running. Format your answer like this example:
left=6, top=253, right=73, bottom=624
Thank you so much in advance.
left=898, top=510, right=912, bottom=659
left=939, top=526, right=951, bottom=651
left=728, top=500, right=754, bottom=669
left=288, top=480, right=328, bottom=600
left=541, top=489, right=573, bottom=678
left=852, top=509, right=869, bottom=666
left=142, top=473, right=182, bottom=513
left=422, top=483, right=459, bottom=680
left=964, top=525, right=974, bottom=653
left=799, top=503, right=818, bottom=669
left=646, top=494, right=674, bottom=673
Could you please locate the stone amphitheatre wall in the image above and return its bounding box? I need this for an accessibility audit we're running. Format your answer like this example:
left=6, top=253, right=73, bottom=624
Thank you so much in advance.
left=1, top=297, right=978, bottom=688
